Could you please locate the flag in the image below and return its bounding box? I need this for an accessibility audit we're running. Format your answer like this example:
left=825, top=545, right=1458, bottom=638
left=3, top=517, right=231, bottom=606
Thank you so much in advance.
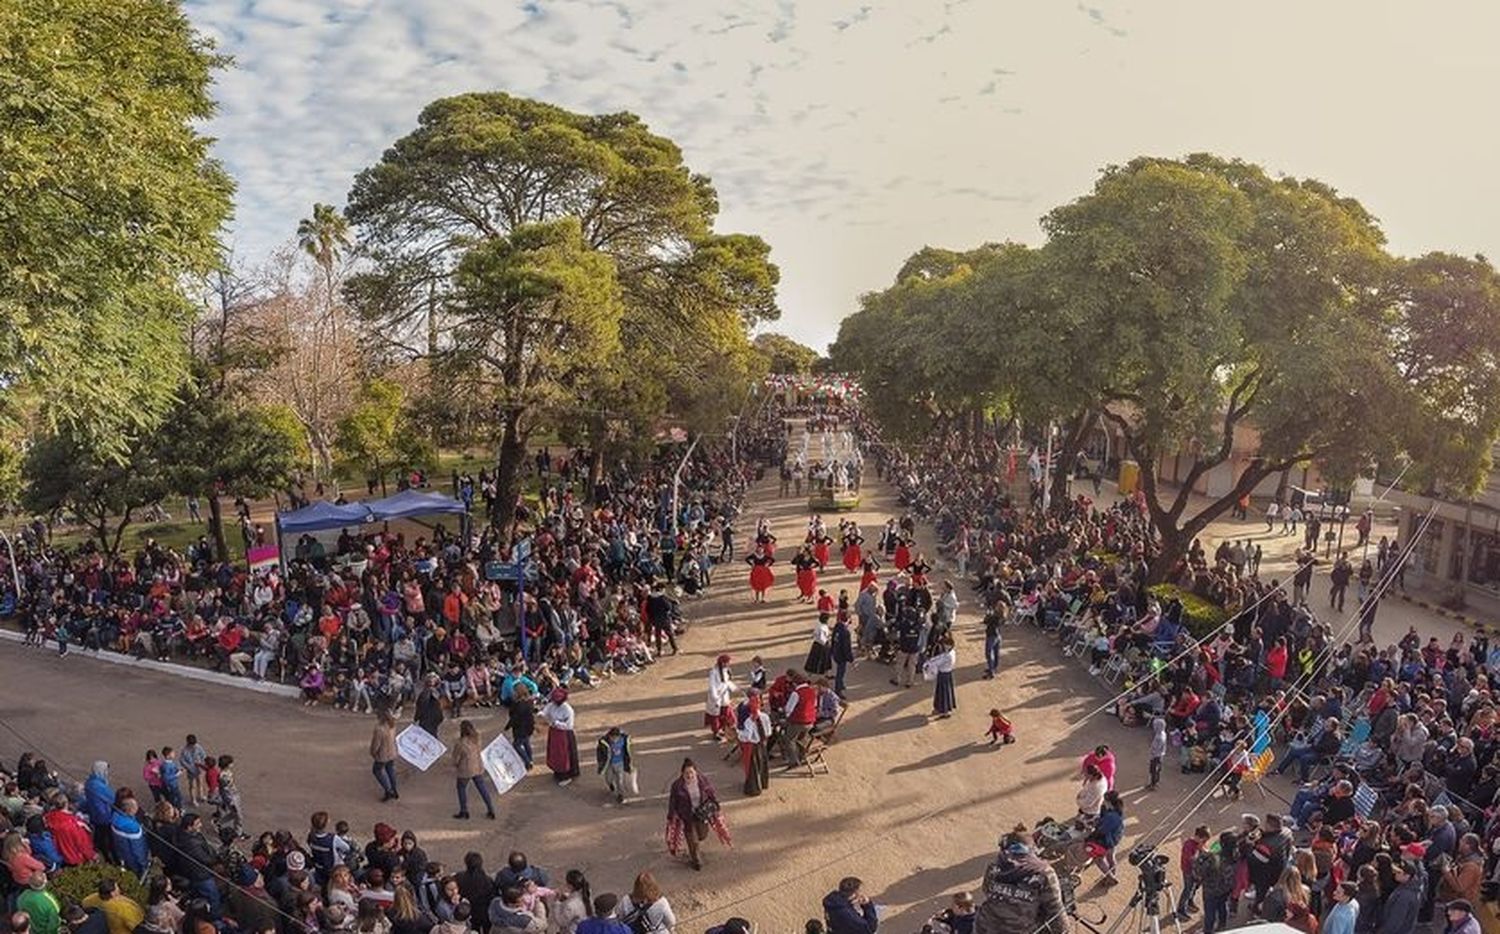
left=1353, top=782, right=1378, bottom=818
left=1006, top=449, right=1017, bottom=484
left=1252, top=710, right=1272, bottom=754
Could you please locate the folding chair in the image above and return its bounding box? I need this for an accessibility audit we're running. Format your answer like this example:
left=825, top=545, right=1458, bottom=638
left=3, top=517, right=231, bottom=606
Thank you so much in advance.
left=1101, top=653, right=1131, bottom=685
left=1338, top=718, right=1371, bottom=757
left=797, top=729, right=831, bottom=777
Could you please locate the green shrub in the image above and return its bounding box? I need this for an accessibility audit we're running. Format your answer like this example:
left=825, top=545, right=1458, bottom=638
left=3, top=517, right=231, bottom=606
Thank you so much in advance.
left=1148, top=583, right=1229, bottom=640
left=50, top=862, right=150, bottom=908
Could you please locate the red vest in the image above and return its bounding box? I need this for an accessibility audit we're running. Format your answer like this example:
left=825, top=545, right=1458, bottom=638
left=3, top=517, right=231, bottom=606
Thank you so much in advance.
left=791, top=684, right=818, bottom=725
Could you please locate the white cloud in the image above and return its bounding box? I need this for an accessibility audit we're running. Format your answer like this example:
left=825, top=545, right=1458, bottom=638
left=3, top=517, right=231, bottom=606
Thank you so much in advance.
left=188, top=0, right=1500, bottom=351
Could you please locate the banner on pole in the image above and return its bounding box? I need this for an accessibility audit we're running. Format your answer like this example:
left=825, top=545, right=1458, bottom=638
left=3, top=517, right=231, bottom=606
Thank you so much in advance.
left=481, top=734, right=529, bottom=796
left=395, top=724, right=447, bottom=771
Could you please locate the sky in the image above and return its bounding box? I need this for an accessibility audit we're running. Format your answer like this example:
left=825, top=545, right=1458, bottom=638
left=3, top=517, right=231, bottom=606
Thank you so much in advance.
left=186, top=0, right=1500, bottom=352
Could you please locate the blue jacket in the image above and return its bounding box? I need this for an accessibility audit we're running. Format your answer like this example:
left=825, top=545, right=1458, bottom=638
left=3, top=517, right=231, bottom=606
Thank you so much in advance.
left=1093, top=809, right=1125, bottom=850
left=159, top=758, right=181, bottom=792
left=27, top=831, right=63, bottom=871
left=823, top=891, right=878, bottom=934
left=83, top=774, right=114, bottom=828
left=111, top=810, right=150, bottom=876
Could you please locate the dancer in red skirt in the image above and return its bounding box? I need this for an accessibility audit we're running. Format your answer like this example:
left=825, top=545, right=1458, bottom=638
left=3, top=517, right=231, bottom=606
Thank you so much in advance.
left=908, top=553, right=931, bottom=587
left=860, top=557, right=881, bottom=593
left=792, top=546, right=819, bottom=603
left=893, top=536, right=912, bottom=572
left=841, top=522, right=864, bottom=573
left=745, top=546, right=775, bottom=603
left=812, top=529, right=833, bottom=571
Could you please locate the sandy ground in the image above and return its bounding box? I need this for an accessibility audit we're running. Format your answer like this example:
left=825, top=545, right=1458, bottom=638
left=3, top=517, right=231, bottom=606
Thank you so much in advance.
left=0, top=424, right=1474, bottom=934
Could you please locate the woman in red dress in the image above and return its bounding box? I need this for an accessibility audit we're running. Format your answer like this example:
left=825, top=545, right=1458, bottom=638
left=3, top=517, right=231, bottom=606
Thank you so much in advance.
left=792, top=547, right=819, bottom=604
left=840, top=522, right=864, bottom=573
left=893, top=536, right=912, bottom=572
left=745, top=546, right=775, bottom=603
left=812, top=531, right=832, bottom=571
left=859, top=558, right=881, bottom=593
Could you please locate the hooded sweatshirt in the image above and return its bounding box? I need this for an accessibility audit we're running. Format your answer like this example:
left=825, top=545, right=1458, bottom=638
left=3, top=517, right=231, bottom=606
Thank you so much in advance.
left=1149, top=718, right=1167, bottom=758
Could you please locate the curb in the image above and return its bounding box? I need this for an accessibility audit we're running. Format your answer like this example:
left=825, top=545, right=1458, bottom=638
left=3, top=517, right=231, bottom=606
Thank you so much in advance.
left=1394, top=592, right=1498, bottom=636
left=0, top=627, right=300, bottom=697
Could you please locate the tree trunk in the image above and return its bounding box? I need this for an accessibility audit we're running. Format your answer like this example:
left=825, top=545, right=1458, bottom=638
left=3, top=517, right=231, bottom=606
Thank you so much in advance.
left=493, top=409, right=528, bottom=533
left=1050, top=409, right=1097, bottom=507
left=1274, top=466, right=1292, bottom=503
left=587, top=447, right=605, bottom=503
left=207, top=494, right=230, bottom=563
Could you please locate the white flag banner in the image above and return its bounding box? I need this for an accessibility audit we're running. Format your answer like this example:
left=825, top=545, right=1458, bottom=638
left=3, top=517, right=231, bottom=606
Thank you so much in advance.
left=481, top=734, right=529, bottom=796
left=395, top=724, right=447, bottom=772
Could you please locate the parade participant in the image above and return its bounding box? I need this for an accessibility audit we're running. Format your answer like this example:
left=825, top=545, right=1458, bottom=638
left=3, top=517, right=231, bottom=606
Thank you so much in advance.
left=451, top=720, right=497, bottom=820
left=924, top=635, right=958, bottom=720
left=793, top=547, right=820, bottom=604
left=779, top=674, right=819, bottom=769
left=736, top=691, right=773, bottom=796
left=831, top=612, right=855, bottom=698
left=665, top=759, right=730, bottom=872
left=804, top=616, right=833, bottom=677
left=369, top=714, right=399, bottom=802
left=840, top=524, right=864, bottom=573
left=595, top=727, right=637, bottom=805
left=745, top=546, right=776, bottom=604
left=705, top=656, right=737, bottom=742
left=812, top=526, right=833, bottom=571
left=540, top=688, right=581, bottom=786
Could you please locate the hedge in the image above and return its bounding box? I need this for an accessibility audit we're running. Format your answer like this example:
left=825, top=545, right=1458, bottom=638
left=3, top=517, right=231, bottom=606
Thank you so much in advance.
left=1148, top=583, right=1229, bottom=640
left=50, top=862, right=150, bottom=907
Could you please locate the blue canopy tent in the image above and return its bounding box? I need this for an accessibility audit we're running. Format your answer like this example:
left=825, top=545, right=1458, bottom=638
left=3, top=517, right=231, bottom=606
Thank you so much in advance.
left=364, top=489, right=472, bottom=553
left=276, top=500, right=375, bottom=534
left=273, top=501, right=375, bottom=573
left=363, top=490, right=469, bottom=522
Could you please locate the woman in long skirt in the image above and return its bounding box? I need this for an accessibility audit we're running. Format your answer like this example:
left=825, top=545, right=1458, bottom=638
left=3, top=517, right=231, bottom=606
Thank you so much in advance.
left=736, top=693, right=773, bottom=797
left=665, top=759, right=731, bottom=871
left=541, top=687, right=581, bottom=785
left=745, top=546, right=775, bottom=603
left=804, top=616, right=833, bottom=676
left=841, top=526, right=864, bottom=573
left=792, top=547, right=819, bottom=604
left=924, top=636, right=958, bottom=720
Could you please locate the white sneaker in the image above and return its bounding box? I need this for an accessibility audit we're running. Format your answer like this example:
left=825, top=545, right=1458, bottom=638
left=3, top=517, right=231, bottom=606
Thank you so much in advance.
left=1089, top=666, right=1100, bottom=676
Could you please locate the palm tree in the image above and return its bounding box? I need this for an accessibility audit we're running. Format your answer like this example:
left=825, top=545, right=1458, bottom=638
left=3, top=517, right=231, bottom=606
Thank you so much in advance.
left=296, top=202, right=351, bottom=295
left=295, top=203, right=352, bottom=484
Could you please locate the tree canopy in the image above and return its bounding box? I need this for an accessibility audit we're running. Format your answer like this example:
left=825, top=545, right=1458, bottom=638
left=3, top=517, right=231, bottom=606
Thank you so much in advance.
left=833, top=154, right=1500, bottom=580
left=346, top=92, right=779, bottom=525
left=1, top=0, right=234, bottom=453
left=753, top=332, right=822, bottom=374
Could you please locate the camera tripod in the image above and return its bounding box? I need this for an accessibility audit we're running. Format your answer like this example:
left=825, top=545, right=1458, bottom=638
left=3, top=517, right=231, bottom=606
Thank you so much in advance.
left=1093, top=876, right=1183, bottom=934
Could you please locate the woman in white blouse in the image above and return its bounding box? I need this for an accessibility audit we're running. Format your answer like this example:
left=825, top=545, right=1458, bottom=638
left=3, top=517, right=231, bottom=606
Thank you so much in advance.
left=705, top=655, right=737, bottom=742
left=540, top=687, right=580, bottom=785
left=1076, top=762, right=1107, bottom=818
left=923, top=635, right=958, bottom=719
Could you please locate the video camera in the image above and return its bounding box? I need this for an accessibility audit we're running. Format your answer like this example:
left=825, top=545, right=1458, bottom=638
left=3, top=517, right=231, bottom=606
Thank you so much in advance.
left=1126, top=844, right=1174, bottom=915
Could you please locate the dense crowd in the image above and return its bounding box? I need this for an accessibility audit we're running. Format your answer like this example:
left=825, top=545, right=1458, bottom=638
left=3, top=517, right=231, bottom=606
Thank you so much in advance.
left=0, top=740, right=764, bottom=934
left=864, top=417, right=1496, bottom=934
left=1, top=418, right=792, bottom=725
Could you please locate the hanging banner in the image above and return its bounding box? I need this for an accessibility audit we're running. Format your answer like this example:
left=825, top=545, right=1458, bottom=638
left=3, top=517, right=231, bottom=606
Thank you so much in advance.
left=395, top=724, right=447, bottom=771
left=481, top=734, right=529, bottom=796
left=247, top=545, right=280, bottom=572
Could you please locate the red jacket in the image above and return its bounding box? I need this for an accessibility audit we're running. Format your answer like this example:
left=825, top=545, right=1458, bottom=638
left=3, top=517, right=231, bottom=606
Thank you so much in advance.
left=44, top=809, right=96, bottom=866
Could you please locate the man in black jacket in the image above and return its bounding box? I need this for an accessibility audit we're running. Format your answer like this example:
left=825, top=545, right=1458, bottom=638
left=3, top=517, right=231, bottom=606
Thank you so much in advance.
left=974, top=841, right=1068, bottom=934
left=822, top=877, right=878, bottom=934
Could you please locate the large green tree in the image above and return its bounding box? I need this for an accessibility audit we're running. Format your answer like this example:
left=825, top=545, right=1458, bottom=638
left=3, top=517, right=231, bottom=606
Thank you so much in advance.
left=1, top=0, right=233, bottom=452
left=837, top=154, right=1500, bottom=583
left=754, top=332, right=821, bottom=374
left=335, top=379, right=436, bottom=497
left=346, top=93, right=778, bottom=524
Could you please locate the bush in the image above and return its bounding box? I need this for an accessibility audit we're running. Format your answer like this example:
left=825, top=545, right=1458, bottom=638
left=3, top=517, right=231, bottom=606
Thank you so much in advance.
left=50, top=862, right=149, bottom=908
left=1148, top=583, right=1229, bottom=640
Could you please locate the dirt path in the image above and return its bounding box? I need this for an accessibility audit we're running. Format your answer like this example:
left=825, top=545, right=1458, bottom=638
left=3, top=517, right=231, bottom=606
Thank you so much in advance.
left=0, top=427, right=1384, bottom=933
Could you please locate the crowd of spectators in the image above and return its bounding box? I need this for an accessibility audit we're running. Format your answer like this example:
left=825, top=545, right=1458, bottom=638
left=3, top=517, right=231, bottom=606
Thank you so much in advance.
left=863, top=416, right=1499, bottom=933
left=0, top=419, right=791, bottom=720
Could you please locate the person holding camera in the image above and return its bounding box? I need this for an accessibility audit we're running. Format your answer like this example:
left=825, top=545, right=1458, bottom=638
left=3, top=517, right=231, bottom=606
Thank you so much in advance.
left=821, top=877, right=878, bottom=934
left=974, top=838, right=1069, bottom=934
